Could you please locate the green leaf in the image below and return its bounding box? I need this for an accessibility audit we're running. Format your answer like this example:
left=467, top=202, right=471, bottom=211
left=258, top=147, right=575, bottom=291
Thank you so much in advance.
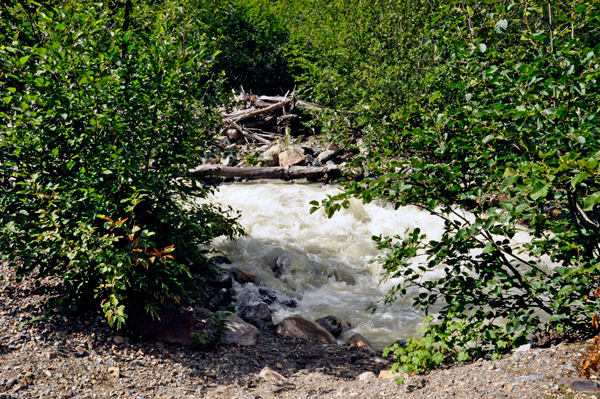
left=583, top=193, right=600, bottom=211
left=19, top=55, right=30, bottom=65
left=530, top=180, right=549, bottom=200
left=477, top=43, right=487, bottom=53
left=467, top=5, right=474, bottom=18
left=571, top=172, right=591, bottom=188
left=429, top=91, right=441, bottom=103
left=495, top=19, right=508, bottom=33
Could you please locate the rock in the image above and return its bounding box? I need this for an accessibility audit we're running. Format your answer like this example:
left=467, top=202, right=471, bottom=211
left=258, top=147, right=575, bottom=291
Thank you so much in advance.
left=514, top=374, right=545, bottom=383
left=207, top=287, right=234, bottom=311
left=217, top=135, right=231, bottom=147
left=259, top=367, right=287, bottom=382
left=108, top=367, right=120, bottom=378
left=345, top=333, right=376, bottom=353
left=208, top=255, right=232, bottom=266
left=193, top=307, right=212, bottom=320
left=514, top=344, right=532, bottom=352
left=44, top=351, right=58, bottom=360
left=129, top=308, right=194, bottom=346
left=325, top=142, right=339, bottom=151
left=260, top=144, right=283, bottom=166
left=231, top=268, right=258, bottom=284
left=275, top=315, right=336, bottom=343
left=216, top=311, right=259, bottom=346
left=155, top=341, right=165, bottom=354
left=75, top=347, right=86, bottom=357
left=559, top=377, right=600, bottom=393
left=316, top=315, right=346, bottom=337
left=226, top=128, right=243, bottom=142
left=113, top=336, right=124, bottom=344
left=206, top=271, right=233, bottom=290
left=220, top=155, right=235, bottom=166
left=394, top=339, right=408, bottom=348
left=317, top=150, right=340, bottom=164
left=561, top=365, right=577, bottom=372
left=378, top=370, right=393, bottom=379
left=258, top=288, right=279, bottom=304
left=358, top=371, right=376, bottom=381
left=278, top=149, right=306, bottom=167
left=244, top=303, right=273, bottom=329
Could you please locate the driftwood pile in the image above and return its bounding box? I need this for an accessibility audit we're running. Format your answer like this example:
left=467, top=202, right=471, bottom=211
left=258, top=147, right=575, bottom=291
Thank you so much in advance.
left=189, top=91, right=343, bottom=181
left=220, top=90, right=321, bottom=146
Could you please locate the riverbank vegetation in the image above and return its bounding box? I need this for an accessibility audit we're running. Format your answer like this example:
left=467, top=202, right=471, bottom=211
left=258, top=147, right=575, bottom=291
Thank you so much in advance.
left=2, top=0, right=600, bottom=380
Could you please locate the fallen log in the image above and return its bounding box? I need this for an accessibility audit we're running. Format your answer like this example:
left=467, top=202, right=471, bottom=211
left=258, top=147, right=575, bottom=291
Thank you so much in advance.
left=189, top=165, right=340, bottom=181
left=225, top=98, right=293, bottom=123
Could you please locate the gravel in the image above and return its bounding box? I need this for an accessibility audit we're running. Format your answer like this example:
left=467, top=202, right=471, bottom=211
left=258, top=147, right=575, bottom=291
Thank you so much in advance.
left=1, top=261, right=599, bottom=399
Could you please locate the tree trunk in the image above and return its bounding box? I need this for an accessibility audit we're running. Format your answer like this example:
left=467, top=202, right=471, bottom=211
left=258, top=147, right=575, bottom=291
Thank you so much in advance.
left=189, top=165, right=340, bottom=181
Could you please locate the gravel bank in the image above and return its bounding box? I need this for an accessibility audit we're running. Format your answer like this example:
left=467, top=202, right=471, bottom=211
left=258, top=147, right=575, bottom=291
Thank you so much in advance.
left=1, top=262, right=599, bottom=399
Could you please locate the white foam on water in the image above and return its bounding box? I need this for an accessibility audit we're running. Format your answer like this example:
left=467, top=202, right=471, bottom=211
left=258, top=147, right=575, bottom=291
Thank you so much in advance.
left=206, top=181, right=446, bottom=351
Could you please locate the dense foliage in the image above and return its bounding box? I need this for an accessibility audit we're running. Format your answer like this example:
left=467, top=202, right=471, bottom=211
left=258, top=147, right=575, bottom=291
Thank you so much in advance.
left=0, top=0, right=243, bottom=327
left=302, top=0, right=600, bottom=377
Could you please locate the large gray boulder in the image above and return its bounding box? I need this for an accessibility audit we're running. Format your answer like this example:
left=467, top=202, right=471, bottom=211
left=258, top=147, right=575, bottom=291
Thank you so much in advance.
left=276, top=315, right=336, bottom=343
left=216, top=311, right=259, bottom=346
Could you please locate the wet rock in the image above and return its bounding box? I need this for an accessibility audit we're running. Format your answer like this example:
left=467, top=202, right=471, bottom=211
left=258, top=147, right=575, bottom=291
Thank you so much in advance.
left=208, top=255, right=232, bottom=266
left=276, top=315, right=336, bottom=343
left=283, top=299, right=298, bottom=308
left=345, top=333, right=375, bottom=353
left=239, top=303, right=273, bottom=329
left=113, top=336, right=124, bottom=344
left=316, top=315, right=345, bottom=337
left=317, top=150, right=340, bottom=164
left=216, top=311, right=259, bottom=346
left=278, top=148, right=306, bottom=167
left=559, top=377, right=600, bottom=393
left=231, top=268, right=258, bottom=284
left=259, top=367, right=287, bottom=382
left=260, top=144, right=283, bottom=166
left=393, top=339, right=408, bottom=348
left=258, top=288, right=278, bottom=305
left=226, top=128, right=243, bottom=142
left=128, top=309, right=194, bottom=346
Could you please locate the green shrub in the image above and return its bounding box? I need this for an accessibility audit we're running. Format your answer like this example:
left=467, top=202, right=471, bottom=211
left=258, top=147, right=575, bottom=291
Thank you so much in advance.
left=0, top=0, right=243, bottom=328
left=314, top=0, right=600, bottom=373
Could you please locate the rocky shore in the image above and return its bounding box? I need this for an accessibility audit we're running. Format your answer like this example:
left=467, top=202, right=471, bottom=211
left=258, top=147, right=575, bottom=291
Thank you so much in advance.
left=2, top=259, right=600, bottom=399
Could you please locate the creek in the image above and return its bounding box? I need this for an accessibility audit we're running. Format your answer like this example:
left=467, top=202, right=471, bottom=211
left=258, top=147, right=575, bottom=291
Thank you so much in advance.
left=208, top=181, right=448, bottom=351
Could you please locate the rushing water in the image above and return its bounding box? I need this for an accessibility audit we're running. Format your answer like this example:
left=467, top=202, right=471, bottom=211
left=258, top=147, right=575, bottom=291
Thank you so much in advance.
left=207, top=181, right=449, bottom=351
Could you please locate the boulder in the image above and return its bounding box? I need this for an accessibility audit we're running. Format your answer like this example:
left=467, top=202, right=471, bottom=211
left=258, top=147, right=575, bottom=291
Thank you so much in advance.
left=260, top=144, right=283, bottom=166
left=317, top=150, right=340, bottom=164
left=231, top=267, right=258, bottom=284
left=226, top=128, right=243, bottom=142
left=216, top=311, right=260, bottom=346
left=259, top=367, right=287, bottom=382
left=316, top=315, right=346, bottom=337
left=276, top=315, right=336, bottom=343
left=345, top=333, right=376, bottom=353
left=559, top=377, right=600, bottom=393
left=279, top=149, right=306, bottom=167
left=239, top=303, right=273, bottom=328
left=128, top=309, right=194, bottom=346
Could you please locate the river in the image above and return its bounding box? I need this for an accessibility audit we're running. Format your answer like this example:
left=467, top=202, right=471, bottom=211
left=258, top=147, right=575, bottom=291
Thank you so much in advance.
left=208, top=181, right=449, bottom=351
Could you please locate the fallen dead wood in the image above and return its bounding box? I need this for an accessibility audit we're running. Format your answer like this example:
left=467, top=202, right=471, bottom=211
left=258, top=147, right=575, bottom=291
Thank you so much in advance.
left=189, top=165, right=340, bottom=181
left=225, top=98, right=293, bottom=124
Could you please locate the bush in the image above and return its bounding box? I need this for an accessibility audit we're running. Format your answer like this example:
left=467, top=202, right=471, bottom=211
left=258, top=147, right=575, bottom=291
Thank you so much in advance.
left=0, top=0, right=243, bottom=328
left=314, top=0, right=600, bottom=371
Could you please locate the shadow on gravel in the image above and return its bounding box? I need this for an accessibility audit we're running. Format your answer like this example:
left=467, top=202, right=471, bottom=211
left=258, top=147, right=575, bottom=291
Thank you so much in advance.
left=0, top=260, right=393, bottom=399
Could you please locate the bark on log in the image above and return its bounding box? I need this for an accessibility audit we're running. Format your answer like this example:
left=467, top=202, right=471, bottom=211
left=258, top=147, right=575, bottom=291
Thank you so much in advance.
left=189, top=165, right=340, bottom=181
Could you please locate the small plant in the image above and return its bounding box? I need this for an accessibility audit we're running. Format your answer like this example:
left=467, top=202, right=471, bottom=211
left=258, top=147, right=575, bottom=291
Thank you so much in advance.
left=191, top=309, right=232, bottom=349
